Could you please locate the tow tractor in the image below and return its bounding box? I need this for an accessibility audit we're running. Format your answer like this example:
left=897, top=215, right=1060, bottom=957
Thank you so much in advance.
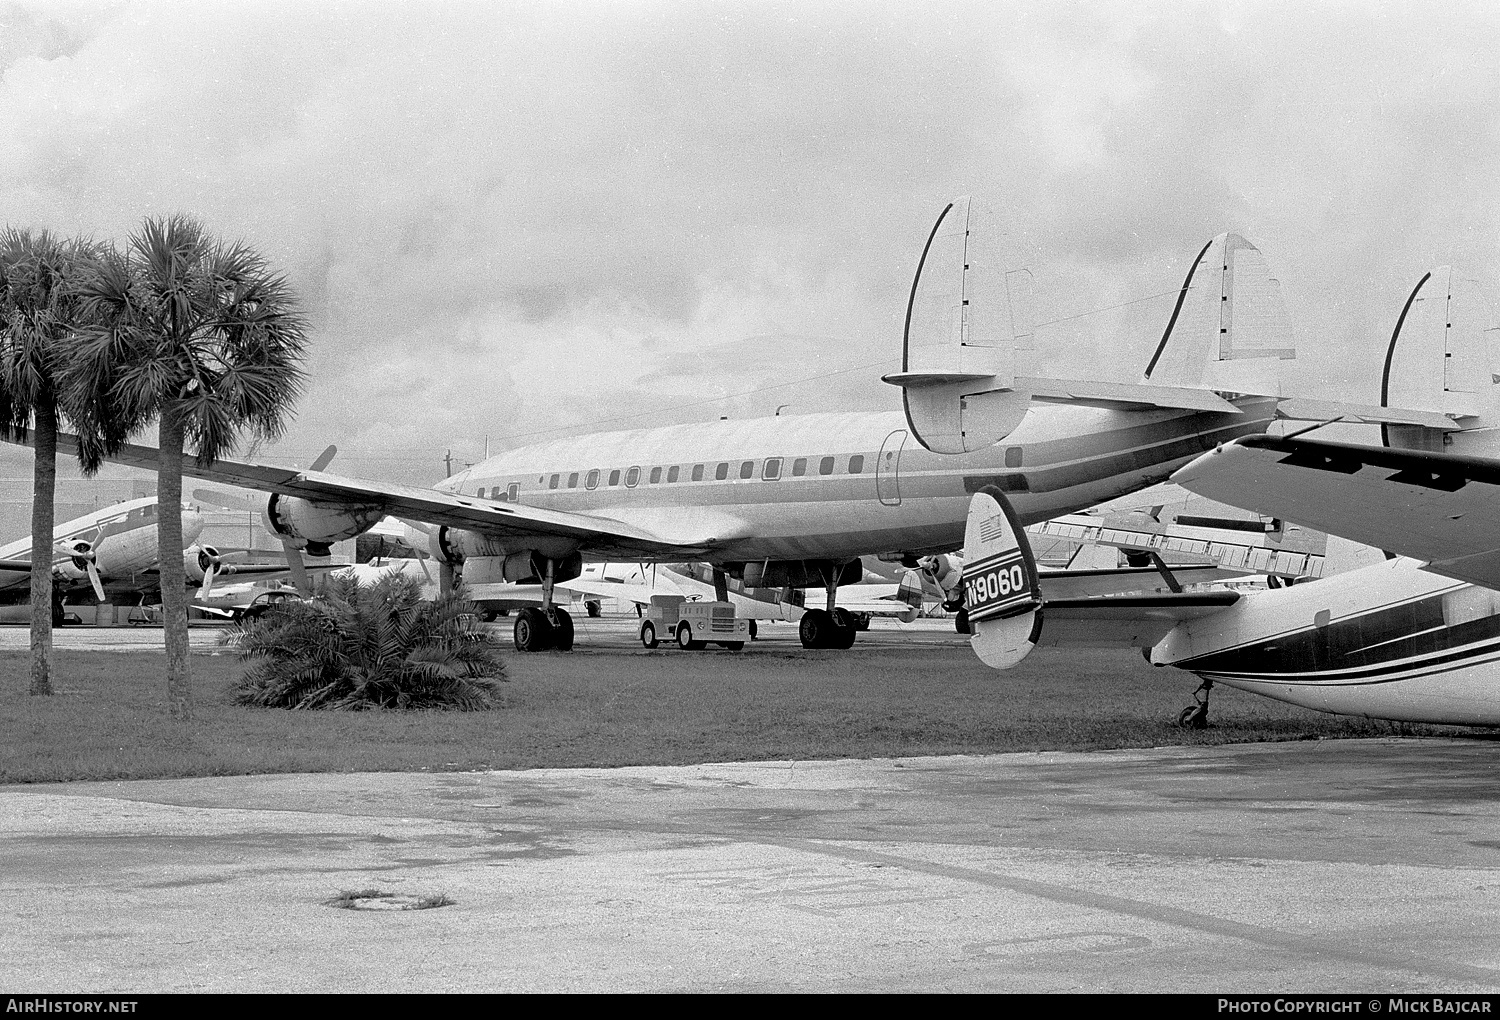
left=639, top=596, right=748, bottom=651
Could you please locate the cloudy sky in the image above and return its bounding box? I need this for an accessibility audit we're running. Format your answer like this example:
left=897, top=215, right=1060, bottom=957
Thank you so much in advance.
left=2, top=0, right=1498, bottom=485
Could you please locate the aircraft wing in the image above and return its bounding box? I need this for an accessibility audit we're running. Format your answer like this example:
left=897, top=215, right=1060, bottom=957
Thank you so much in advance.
left=1173, top=435, right=1500, bottom=589
left=1037, top=592, right=1241, bottom=648
left=41, top=433, right=714, bottom=560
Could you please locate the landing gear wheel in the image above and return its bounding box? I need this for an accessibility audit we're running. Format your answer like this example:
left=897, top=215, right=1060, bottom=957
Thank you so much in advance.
left=799, top=609, right=832, bottom=649
left=1177, top=705, right=1208, bottom=729
left=748, top=619, right=758, bottom=640
left=1176, top=679, right=1214, bottom=729
left=954, top=607, right=970, bottom=634
left=514, top=607, right=555, bottom=652
left=640, top=620, right=659, bottom=649
left=830, top=609, right=858, bottom=649
left=551, top=608, right=574, bottom=651
left=586, top=600, right=601, bottom=618
left=677, top=622, right=706, bottom=651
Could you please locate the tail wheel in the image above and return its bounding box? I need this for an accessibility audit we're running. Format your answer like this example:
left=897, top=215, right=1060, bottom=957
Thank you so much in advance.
left=954, top=607, right=970, bottom=634
left=552, top=608, right=575, bottom=651
left=640, top=621, right=659, bottom=648
left=514, top=607, right=555, bottom=652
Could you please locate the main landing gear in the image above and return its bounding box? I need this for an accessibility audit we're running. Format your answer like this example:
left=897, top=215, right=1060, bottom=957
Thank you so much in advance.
left=799, top=608, right=857, bottom=649
left=798, top=564, right=860, bottom=650
left=1177, top=678, right=1213, bottom=729
left=512, top=557, right=575, bottom=652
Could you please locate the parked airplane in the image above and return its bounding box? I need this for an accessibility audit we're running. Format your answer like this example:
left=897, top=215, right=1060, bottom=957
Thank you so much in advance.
left=17, top=201, right=1455, bottom=652
left=958, top=265, right=1500, bottom=728
left=0, top=497, right=289, bottom=623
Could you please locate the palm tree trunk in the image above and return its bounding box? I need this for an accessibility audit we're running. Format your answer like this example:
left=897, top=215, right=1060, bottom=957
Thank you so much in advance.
left=29, top=398, right=57, bottom=696
left=158, top=412, right=191, bottom=720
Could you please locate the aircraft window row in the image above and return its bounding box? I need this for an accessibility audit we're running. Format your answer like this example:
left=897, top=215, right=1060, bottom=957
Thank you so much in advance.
left=479, top=454, right=873, bottom=498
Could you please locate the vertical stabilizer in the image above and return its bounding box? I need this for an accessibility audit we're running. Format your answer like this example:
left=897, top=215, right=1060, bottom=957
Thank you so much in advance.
left=1382, top=267, right=1500, bottom=454
left=962, top=486, right=1043, bottom=669
left=883, top=198, right=1034, bottom=454
left=1142, top=233, right=1296, bottom=396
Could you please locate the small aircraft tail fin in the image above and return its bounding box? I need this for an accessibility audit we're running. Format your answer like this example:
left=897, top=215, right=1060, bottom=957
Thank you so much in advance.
left=962, top=485, right=1043, bottom=668
left=1381, top=267, right=1500, bottom=455
left=882, top=197, right=1033, bottom=454
left=1141, top=233, right=1296, bottom=396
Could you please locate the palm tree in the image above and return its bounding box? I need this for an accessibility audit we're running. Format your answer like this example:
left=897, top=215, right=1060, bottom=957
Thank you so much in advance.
left=233, top=572, right=506, bottom=710
left=68, top=215, right=308, bottom=720
left=0, top=229, right=104, bottom=696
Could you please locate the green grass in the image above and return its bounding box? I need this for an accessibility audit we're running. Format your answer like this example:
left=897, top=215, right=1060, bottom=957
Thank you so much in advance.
left=0, top=644, right=1484, bottom=784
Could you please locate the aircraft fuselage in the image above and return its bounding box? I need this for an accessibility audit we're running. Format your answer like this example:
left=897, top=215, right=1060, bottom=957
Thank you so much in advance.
left=442, top=399, right=1278, bottom=564
left=1154, top=557, right=1500, bottom=726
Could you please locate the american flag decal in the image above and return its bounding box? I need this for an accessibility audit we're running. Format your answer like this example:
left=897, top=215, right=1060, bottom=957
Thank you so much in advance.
left=977, top=514, right=1006, bottom=545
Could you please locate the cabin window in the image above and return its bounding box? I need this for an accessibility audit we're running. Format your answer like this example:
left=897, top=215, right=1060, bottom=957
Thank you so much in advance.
left=763, top=457, right=782, bottom=481
left=715, top=462, right=729, bottom=481
left=649, top=466, right=662, bottom=484
left=497, top=489, right=510, bottom=502
left=739, top=460, right=754, bottom=479
left=144, top=504, right=155, bottom=517
left=817, top=456, right=834, bottom=475
left=625, top=466, right=641, bottom=487
left=608, top=469, right=621, bottom=486
left=476, top=487, right=486, bottom=497
left=667, top=466, right=680, bottom=482
left=792, top=458, right=807, bottom=477
left=566, top=472, right=578, bottom=488
left=585, top=469, right=600, bottom=490
left=691, top=464, right=704, bottom=481
left=1005, top=447, right=1023, bottom=468
left=848, top=455, right=865, bottom=474
left=548, top=474, right=560, bottom=490
left=507, top=482, right=520, bottom=501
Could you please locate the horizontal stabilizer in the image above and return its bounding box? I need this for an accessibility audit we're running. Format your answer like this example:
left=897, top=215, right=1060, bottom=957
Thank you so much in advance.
left=1020, top=377, right=1241, bottom=413
left=962, top=485, right=1043, bottom=668
left=1037, top=592, right=1240, bottom=648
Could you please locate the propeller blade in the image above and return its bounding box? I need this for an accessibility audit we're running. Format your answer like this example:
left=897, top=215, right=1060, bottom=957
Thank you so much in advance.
left=198, top=563, right=216, bottom=601
left=85, top=560, right=106, bottom=603
left=281, top=538, right=312, bottom=595
left=309, top=445, right=338, bottom=472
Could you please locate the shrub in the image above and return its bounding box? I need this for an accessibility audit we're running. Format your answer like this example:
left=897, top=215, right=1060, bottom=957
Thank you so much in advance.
left=232, top=573, right=506, bottom=710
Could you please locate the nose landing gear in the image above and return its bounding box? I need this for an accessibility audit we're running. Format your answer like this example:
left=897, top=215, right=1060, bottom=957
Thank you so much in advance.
left=1176, top=679, right=1213, bottom=729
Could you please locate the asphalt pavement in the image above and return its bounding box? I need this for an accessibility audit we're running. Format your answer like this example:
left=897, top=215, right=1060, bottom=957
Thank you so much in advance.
left=3, top=738, right=1498, bottom=992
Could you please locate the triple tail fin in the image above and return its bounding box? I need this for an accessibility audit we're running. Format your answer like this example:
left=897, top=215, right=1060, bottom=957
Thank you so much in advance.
left=1140, top=233, right=1296, bottom=396
left=962, top=485, right=1043, bottom=668
left=882, top=196, right=1035, bottom=454
left=1380, top=267, right=1500, bottom=455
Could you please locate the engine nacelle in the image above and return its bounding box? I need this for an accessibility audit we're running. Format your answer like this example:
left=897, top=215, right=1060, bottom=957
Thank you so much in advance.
left=421, top=526, right=579, bottom=570
left=263, top=494, right=384, bottom=555
left=732, top=559, right=864, bottom=590
left=462, top=551, right=583, bottom=586
left=56, top=539, right=94, bottom=582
